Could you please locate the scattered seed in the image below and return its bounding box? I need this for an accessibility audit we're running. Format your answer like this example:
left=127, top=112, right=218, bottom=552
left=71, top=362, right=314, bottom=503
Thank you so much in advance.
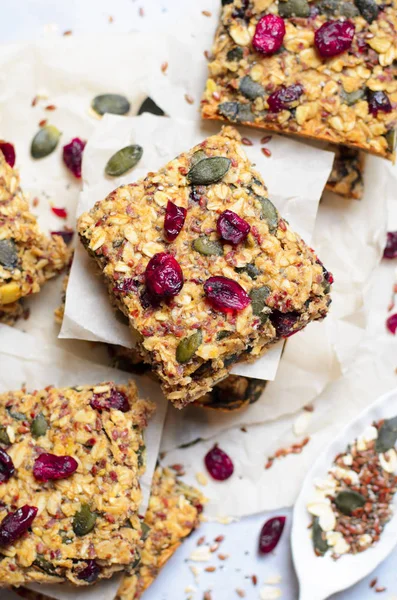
left=161, top=61, right=168, bottom=74
left=31, top=96, right=38, bottom=107
left=39, top=119, right=47, bottom=127
left=214, top=535, right=224, bottom=543
left=304, top=404, right=314, bottom=412
left=370, top=578, right=378, bottom=588
left=218, top=553, right=229, bottom=560
left=45, top=104, right=56, bottom=111
left=197, top=536, right=206, bottom=546
left=185, top=94, right=195, bottom=105
left=261, top=147, right=272, bottom=158
left=63, top=30, right=72, bottom=36
left=252, top=575, right=258, bottom=586
left=31, top=125, right=61, bottom=159
left=108, top=15, right=114, bottom=23
left=375, top=587, right=386, bottom=593
left=236, top=590, right=245, bottom=598
left=261, top=135, right=272, bottom=144
left=105, top=144, right=143, bottom=177
left=32, top=197, right=39, bottom=207
left=205, top=566, right=216, bottom=572
left=241, top=137, right=253, bottom=146
left=202, top=10, right=212, bottom=16
left=203, top=592, right=212, bottom=600
left=210, top=543, right=219, bottom=553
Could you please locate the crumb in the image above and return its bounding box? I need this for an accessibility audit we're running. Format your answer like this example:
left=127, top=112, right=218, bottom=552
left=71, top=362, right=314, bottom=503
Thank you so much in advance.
left=202, top=10, right=212, bottom=16
left=161, top=61, right=168, bottom=74
left=63, top=30, right=72, bottom=36
left=185, top=94, right=194, bottom=105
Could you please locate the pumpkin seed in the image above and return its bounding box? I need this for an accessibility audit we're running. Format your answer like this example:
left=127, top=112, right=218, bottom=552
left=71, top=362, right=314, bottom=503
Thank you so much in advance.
left=250, top=286, right=271, bottom=323
left=0, top=239, right=18, bottom=270
left=223, top=353, right=239, bottom=368
left=187, top=156, right=231, bottom=185
left=279, top=0, right=310, bottom=17
left=312, top=517, right=329, bottom=555
left=354, top=0, right=379, bottom=21
left=257, top=197, right=279, bottom=233
left=317, top=0, right=359, bottom=15
left=33, top=555, right=57, bottom=575
left=235, top=263, right=261, bottom=280
left=60, top=530, right=73, bottom=544
left=73, top=504, right=97, bottom=536
left=31, top=125, right=61, bottom=159
left=227, top=47, right=244, bottom=61
left=30, top=413, right=48, bottom=439
left=193, top=236, right=223, bottom=256
left=91, top=94, right=130, bottom=116
left=239, top=76, right=265, bottom=100
left=246, top=378, right=267, bottom=404
left=0, top=426, right=10, bottom=446
left=176, top=331, right=203, bottom=364
left=137, top=97, right=165, bottom=116
left=339, top=2, right=360, bottom=16
left=340, top=87, right=365, bottom=106
left=105, top=145, right=143, bottom=177
left=130, top=553, right=141, bottom=569
left=218, top=102, right=255, bottom=123
left=217, top=330, right=232, bottom=341
left=385, top=129, right=397, bottom=153
left=6, top=407, right=26, bottom=421
left=141, top=522, right=151, bottom=540
left=190, top=149, right=207, bottom=167
left=334, top=490, right=366, bottom=516
left=375, top=416, right=397, bottom=453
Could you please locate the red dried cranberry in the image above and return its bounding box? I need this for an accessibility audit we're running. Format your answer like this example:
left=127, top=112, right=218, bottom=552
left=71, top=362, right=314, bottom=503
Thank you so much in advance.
left=63, top=138, right=86, bottom=179
left=77, top=560, right=101, bottom=583
left=204, top=276, right=251, bottom=313
left=217, top=210, right=250, bottom=245
left=51, top=230, right=74, bottom=245
left=33, top=453, right=78, bottom=482
left=314, top=20, right=355, bottom=58
left=113, top=277, right=138, bottom=295
left=145, top=252, right=184, bottom=298
left=90, top=389, right=130, bottom=412
left=367, top=90, right=392, bottom=116
left=386, top=313, right=397, bottom=335
left=259, top=516, right=286, bottom=553
left=384, top=232, right=397, bottom=259
left=205, top=445, right=234, bottom=481
left=267, top=84, right=304, bottom=113
left=0, top=142, right=16, bottom=167
left=0, top=448, right=15, bottom=484
left=0, top=505, right=38, bottom=547
left=51, top=207, right=68, bottom=219
left=164, top=201, right=187, bottom=242
left=270, top=310, right=302, bottom=337
left=253, top=15, right=286, bottom=56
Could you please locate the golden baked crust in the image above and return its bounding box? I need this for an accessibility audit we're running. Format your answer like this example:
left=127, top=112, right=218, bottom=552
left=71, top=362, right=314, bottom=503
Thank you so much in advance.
left=201, top=0, right=397, bottom=160
left=78, top=126, right=332, bottom=407
left=326, top=146, right=365, bottom=198
left=0, top=381, right=154, bottom=587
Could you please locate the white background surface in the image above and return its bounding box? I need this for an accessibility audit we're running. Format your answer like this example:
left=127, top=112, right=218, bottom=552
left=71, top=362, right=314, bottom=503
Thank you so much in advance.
left=1, top=1, right=397, bottom=599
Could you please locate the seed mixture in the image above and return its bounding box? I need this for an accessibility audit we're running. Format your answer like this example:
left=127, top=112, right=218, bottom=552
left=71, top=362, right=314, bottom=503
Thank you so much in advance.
left=308, top=417, right=397, bottom=558
left=0, top=381, right=154, bottom=587
left=202, top=0, right=397, bottom=160
left=78, top=126, right=332, bottom=407
left=0, top=150, right=69, bottom=325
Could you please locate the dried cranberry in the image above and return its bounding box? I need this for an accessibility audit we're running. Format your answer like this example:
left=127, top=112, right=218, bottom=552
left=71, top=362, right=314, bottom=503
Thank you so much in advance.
left=90, top=389, right=130, bottom=412
left=267, top=84, right=304, bottom=113
left=205, top=445, right=234, bottom=481
left=145, top=252, right=184, bottom=298
left=217, top=210, right=250, bottom=245
left=0, top=448, right=15, bottom=484
left=51, top=230, right=74, bottom=245
left=164, top=201, right=187, bottom=242
left=258, top=516, right=286, bottom=553
left=367, top=90, right=392, bottom=116
left=33, top=453, right=78, bottom=482
left=270, top=310, right=302, bottom=337
left=384, top=232, right=397, bottom=259
left=113, top=277, right=138, bottom=295
left=77, top=560, right=101, bottom=583
left=0, top=142, right=16, bottom=167
left=253, top=15, right=286, bottom=56
left=314, top=20, right=355, bottom=58
left=0, top=505, right=38, bottom=547
left=204, top=276, right=251, bottom=313
left=63, top=138, right=86, bottom=179
left=51, top=207, right=68, bottom=219
left=386, top=313, right=397, bottom=335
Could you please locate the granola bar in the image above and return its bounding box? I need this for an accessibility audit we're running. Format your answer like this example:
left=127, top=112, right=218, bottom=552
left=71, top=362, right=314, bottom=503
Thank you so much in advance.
left=78, top=126, right=332, bottom=407
left=326, top=145, right=365, bottom=198
left=0, top=151, right=69, bottom=324
left=0, top=381, right=154, bottom=587
left=202, top=0, right=397, bottom=160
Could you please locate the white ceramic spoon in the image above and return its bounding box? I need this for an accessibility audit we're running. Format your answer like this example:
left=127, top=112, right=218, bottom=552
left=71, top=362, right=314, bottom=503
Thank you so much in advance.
left=292, top=386, right=397, bottom=600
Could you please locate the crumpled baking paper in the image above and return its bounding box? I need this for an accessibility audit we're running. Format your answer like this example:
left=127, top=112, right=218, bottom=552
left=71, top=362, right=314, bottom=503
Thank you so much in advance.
left=0, top=324, right=167, bottom=600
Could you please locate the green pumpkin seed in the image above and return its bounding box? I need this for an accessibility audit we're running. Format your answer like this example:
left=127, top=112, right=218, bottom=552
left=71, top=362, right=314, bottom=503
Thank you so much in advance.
left=60, top=530, right=73, bottom=544
left=0, top=240, right=18, bottom=270
left=376, top=416, right=397, bottom=453
left=235, top=263, right=261, bottom=280
left=239, top=76, right=265, bottom=101
left=33, top=555, right=57, bottom=575
left=317, top=0, right=359, bottom=15
left=257, top=197, right=279, bottom=233
left=187, top=156, right=231, bottom=185
left=279, top=0, right=310, bottom=18
left=31, top=125, right=61, bottom=159
left=105, top=145, right=143, bottom=177
left=227, top=47, right=244, bottom=61
left=91, top=94, right=130, bottom=116
left=6, top=407, right=26, bottom=421
left=354, top=0, right=379, bottom=21
left=176, top=331, right=203, bottom=364
left=137, top=97, right=165, bottom=116
left=30, top=413, right=48, bottom=439
left=216, top=330, right=232, bottom=341
left=334, top=490, right=366, bottom=516
left=250, top=286, right=271, bottom=323
left=141, top=522, right=151, bottom=540
left=340, top=87, right=365, bottom=106
left=73, top=504, right=98, bottom=536
left=0, top=426, right=10, bottom=446
left=130, top=552, right=141, bottom=569
left=193, top=236, right=223, bottom=256
left=218, top=102, right=255, bottom=123
left=385, top=129, right=397, bottom=153
left=190, top=149, right=207, bottom=167
left=339, top=2, right=360, bottom=16
left=312, top=517, right=329, bottom=555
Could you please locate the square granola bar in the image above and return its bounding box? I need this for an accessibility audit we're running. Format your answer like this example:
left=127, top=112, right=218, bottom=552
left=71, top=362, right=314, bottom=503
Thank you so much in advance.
left=78, top=126, right=332, bottom=407
left=202, top=0, right=397, bottom=160
left=0, top=151, right=69, bottom=324
left=0, top=381, right=154, bottom=587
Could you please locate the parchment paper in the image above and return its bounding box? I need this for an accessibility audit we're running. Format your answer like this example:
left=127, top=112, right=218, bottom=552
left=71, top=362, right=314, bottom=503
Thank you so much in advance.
left=0, top=324, right=167, bottom=600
